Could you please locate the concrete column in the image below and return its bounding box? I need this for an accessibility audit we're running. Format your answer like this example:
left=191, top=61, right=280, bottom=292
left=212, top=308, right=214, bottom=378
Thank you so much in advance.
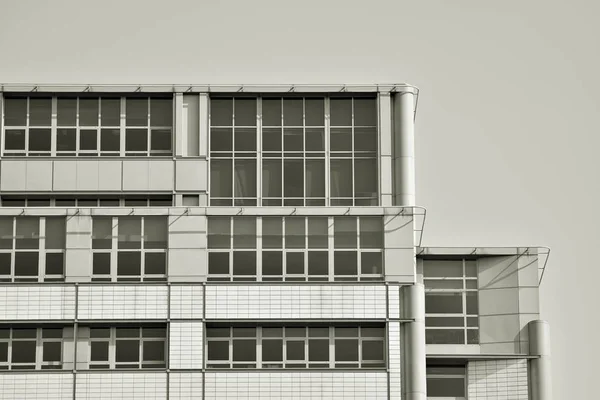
left=392, top=92, right=416, bottom=206
left=529, top=320, right=552, bottom=400
left=400, top=283, right=427, bottom=400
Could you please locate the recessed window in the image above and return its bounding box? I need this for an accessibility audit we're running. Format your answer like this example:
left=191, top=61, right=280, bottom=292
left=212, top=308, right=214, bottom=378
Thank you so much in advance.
left=89, top=326, right=166, bottom=369
left=426, top=365, right=466, bottom=398
left=0, top=327, right=63, bottom=370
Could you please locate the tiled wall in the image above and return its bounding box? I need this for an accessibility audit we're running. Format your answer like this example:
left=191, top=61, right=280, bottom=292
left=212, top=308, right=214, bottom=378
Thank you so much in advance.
left=0, top=373, right=73, bottom=400
left=205, top=285, right=387, bottom=320
left=0, top=285, right=76, bottom=320
left=388, top=321, right=402, bottom=399
left=467, top=359, right=529, bottom=399
left=77, top=286, right=168, bottom=320
left=169, top=372, right=203, bottom=400
left=170, top=285, right=204, bottom=319
left=75, top=373, right=168, bottom=400
left=169, top=322, right=203, bottom=369
left=204, top=372, right=388, bottom=400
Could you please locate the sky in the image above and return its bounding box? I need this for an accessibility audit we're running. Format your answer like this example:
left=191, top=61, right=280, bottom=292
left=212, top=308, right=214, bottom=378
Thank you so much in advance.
left=1, top=0, right=598, bottom=397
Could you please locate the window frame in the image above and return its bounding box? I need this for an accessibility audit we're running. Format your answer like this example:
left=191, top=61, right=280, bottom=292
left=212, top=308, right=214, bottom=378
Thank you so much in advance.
left=0, top=196, right=173, bottom=207
left=426, top=365, right=467, bottom=399
left=0, top=327, right=64, bottom=370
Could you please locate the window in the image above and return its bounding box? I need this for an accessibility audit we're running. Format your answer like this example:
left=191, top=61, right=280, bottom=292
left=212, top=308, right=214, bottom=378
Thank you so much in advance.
left=0, top=196, right=173, bottom=207
left=92, top=216, right=168, bottom=281
left=207, top=216, right=383, bottom=282
left=206, top=326, right=385, bottom=369
left=2, top=95, right=172, bottom=156
left=424, top=260, right=479, bottom=344
left=0, top=327, right=63, bottom=370
left=426, top=365, right=466, bottom=398
left=88, top=326, right=166, bottom=369
left=209, top=96, right=378, bottom=206
left=0, top=217, right=65, bottom=282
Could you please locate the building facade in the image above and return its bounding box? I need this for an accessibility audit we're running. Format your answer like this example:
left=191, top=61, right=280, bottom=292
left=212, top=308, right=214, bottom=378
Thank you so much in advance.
left=0, top=84, right=551, bottom=399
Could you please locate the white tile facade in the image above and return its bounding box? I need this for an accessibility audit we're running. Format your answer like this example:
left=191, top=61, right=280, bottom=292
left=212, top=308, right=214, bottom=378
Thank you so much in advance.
left=205, top=285, right=387, bottom=320
left=0, top=373, right=73, bottom=399
left=169, top=322, right=203, bottom=369
left=75, top=372, right=167, bottom=400
left=77, top=285, right=168, bottom=320
left=170, top=285, right=203, bottom=319
left=169, top=372, right=203, bottom=400
left=388, top=321, right=402, bottom=399
left=0, top=285, right=76, bottom=320
left=204, top=372, right=388, bottom=400
left=468, top=359, right=529, bottom=399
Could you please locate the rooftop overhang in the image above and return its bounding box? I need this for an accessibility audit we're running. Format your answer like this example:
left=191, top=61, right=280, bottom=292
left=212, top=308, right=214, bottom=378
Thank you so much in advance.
left=417, top=246, right=551, bottom=284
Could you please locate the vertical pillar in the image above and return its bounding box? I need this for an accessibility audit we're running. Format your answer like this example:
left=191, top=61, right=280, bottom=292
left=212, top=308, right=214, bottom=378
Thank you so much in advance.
left=379, top=93, right=393, bottom=206
left=529, top=320, right=552, bottom=400
left=400, top=283, right=427, bottom=400
left=174, top=93, right=184, bottom=156
left=392, top=91, right=416, bottom=206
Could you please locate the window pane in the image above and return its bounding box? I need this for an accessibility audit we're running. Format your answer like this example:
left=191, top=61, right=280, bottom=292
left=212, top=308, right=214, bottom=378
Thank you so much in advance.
left=91, top=342, right=109, bottom=361
left=13, top=329, right=36, bottom=338
left=427, top=377, right=465, bottom=397
left=466, top=292, right=478, bottom=315
left=425, top=280, right=463, bottom=290
left=12, top=341, right=36, bottom=363
left=210, top=128, right=232, bottom=152
left=334, top=251, right=357, bottom=276
left=143, top=341, right=165, bottom=362
left=80, top=99, right=99, bottom=126
left=208, top=217, right=230, bottom=249
left=232, top=339, right=256, bottom=361
left=305, top=160, right=325, bottom=198
left=335, top=339, right=358, bottom=361
left=0, top=253, right=11, bottom=275
left=118, top=217, right=141, bottom=249
left=467, top=329, right=479, bottom=344
left=0, top=342, right=8, bottom=362
left=423, top=261, right=463, bottom=278
left=284, top=128, right=303, bottom=152
left=57, top=129, right=76, bottom=151
left=330, top=128, right=352, bottom=151
left=100, top=129, right=120, bottom=152
left=126, top=98, right=148, bottom=126
left=144, top=217, right=168, bottom=249
left=116, top=340, right=140, bottom=362
left=57, top=98, right=77, bottom=125
left=45, top=253, right=64, bottom=275
left=234, top=128, right=256, bottom=151
left=283, top=99, right=303, bottom=126
left=16, top=218, right=39, bottom=249
left=233, top=218, right=256, bottom=248
left=207, top=341, right=229, bottom=361
left=4, top=98, right=27, bottom=125
left=285, top=217, right=305, bottom=248
left=425, top=293, right=463, bottom=314
left=43, top=342, right=62, bottom=362
left=426, top=317, right=464, bottom=327
left=262, top=251, right=282, bottom=276
left=151, top=129, right=171, bottom=151
left=307, top=218, right=328, bottom=248
left=150, top=99, right=172, bottom=126
left=308, top=339, right=328, bottom=362
left=234, top=98, right=256, bottom=126
left=330, top=98, right=352, bottom=126
left=90, top=328, right=110, bottom=338
left=101, top=98, right=120, bottom=126
left=5, top=129, right=25, bottom=150
left=262, top=217, right=282, bottom=248
left=29, top=98, right=52, bottom=126
left=334, top=217, right=356, bottom=248
left=361, top=252, right=382, bottom=275
left=354, top=127, right=377, bottom=152
left=211, top=99, right=233, bottom=126
left=308, top=252, right=328, bottom=276
left=330, top=159, right=352, bottom=198
left=92, top=217, right=112, bottom=249
left=80, top=129, right=97, bottom=150
left=286, top=252, right=304, bottom=274
left=359, top=217, right=382, bottom=248
left=232, top=251, right=256, bottom=276
left=262, top=339, right=283, bottom=362
left=362, top=340, right=384, bottom=361
left=262, top=98, right=282, bottom=126
left=29, top=129, right=51, bottom=151
left=286, top=340, right=304, bottom=361
left=126, top=129, right=148, bottom=152
left=284, top=160, right=303, bottom=198
left=234, top=160, right=256, bottom=198
left=465, top=261, right=477, bottom=277
left=354, top=159, right=377, bottom=199
left=262, top=128, right=281, bottom=151
left=354, top=98, right=377, bottom=126
left=93, top=253, right=111, bottom=275
left=210, top=160, right=233, bottom=198
left=117, top=251, right=141, bottom=276
left=305, top=98, right=324, bottom=126
left=208, top=253, right=229, bottom=275
left=46, top=218, right=65, bottom=249
left=145, top=253, right=166, bottom=275
left=305, top=128, right=324, bottom=151
left=426, top=329, right=465, bottom=345
left=0, top=218, right=13, bottom=249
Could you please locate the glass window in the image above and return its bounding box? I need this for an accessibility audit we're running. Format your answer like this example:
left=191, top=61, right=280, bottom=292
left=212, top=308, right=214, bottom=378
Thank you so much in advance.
left=427, top=366, right=466, bottom=397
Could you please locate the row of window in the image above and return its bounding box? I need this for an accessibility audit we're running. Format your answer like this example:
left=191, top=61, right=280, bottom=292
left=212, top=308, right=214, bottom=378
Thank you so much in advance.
left=2, top=96, right=173, bottom=156
left=209, top=97, right=378, bottom=207
left=208, top=216, right=383, bottom=281
left=424, top=260, right=479, bottom=345
left=0, top=196, right=173, bottom=207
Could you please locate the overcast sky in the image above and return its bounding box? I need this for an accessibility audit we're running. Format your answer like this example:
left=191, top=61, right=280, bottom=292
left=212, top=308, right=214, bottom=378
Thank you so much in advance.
left=1, top=0, right=598, bottom=397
